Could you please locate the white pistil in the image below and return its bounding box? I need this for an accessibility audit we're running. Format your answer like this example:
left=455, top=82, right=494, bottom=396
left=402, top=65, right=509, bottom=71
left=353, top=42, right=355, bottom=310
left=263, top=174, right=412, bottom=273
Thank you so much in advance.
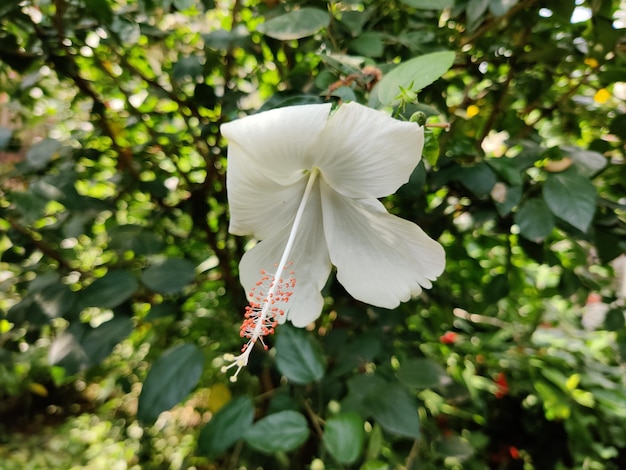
left=222, top=168, right=320, bottom=381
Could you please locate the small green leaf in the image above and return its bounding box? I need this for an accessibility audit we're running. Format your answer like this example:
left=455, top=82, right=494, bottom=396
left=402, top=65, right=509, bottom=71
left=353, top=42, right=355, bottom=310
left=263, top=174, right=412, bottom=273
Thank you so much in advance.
left=141, top=258, right=196, bottom=294
left=323, top=412, right=365, bottom=464
left=244, top=410, right=310, bottom=453
left=400, top=0, right=454, bottom=9
left=377, top=51, right=455, bottom=104
left=515, top=198, right=555, bottom=242
left=543, top=169, right=597, bottom=232
left=198, top=396, right=255, bottom=457
left=80, top=270, right=139, bottom=309
left=275, top=325, right=325, bottom=384
left=398, top=358, right=450, bottom=389
left=258, top=8, right=330, bottom=40
left=137, top=343, right=205, bottom=424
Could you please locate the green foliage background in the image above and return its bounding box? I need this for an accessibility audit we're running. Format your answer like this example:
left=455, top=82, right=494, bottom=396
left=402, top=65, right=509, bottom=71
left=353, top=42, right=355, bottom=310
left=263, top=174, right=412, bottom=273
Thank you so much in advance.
left=1, top=0, right=625, bottom=468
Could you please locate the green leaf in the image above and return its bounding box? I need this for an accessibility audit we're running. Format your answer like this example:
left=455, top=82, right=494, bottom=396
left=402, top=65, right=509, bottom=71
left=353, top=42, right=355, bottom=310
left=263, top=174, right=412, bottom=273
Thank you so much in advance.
left=457, top=162, right=497, bottom=196
left=275, top=325, right=325, bottom=384
left=434, top=434, right=475, bottom=460
left=377, top=51, right=455, bottom=104
left=494, top=184, right=522, bottom=216
left=343, top=374, right=420, bottom=438
left=141, top=258, right=196, bottom=294
left=258, top=8, right=330, bottom=40
left=172, top=55, right=203, bottom=82
left=34, top=283, right=75, bottom=319
left=514, top=198, right=555, bottom=242
left=543, top=169, right=597, bottom=232
left=398, top=358, right=450, bottom=389
left=198, top=396, right=255, bottom=457
left=323, top=412, right=365, bottom=464
left=82, top=316, right=133, bottom=365
left=0, top=127, right=12, bottom=149
left=350, top=32, right=384, bottom=58
left=109, top=225, right=163, bottom=255
left=110, top=16, right=140, bottom=44
left=82, top=0, right=113, bottom=23
left=137, top=343, right=205, bottom=424
left=467, top=0, right=490, bottom=26
left=22, top=138, right=61, bottom=171
left=400, top=0, right=454, bottom=9
left=244, top=410, right=310, bottom=453
left=368, top=382, right=420, bottom=438
left=80, top=270, right=139, bottom=309
left=48, top=317, right=133, bottom=374
left=562, top=146, right=607, bottom=176
left=489, top=0, right=517, bottom=16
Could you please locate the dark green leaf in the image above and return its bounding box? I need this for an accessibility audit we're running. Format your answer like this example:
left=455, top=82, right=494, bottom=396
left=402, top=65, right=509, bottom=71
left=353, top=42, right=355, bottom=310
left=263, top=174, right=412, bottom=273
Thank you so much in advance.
left=398, top=358, right=450, bottom=389
left=80, top=270, right=139, bottom=309
left=0, top=127, right=12, bottom=149
left=138, top=343, right=205, bottom=424
left=514, top=198, right=555, bottom=241
left=84, top=316, right=133, bottom=365
left=457, top=162, right=497, bottom=197
left=400, top=0, right=454, bottom=9
left=494, top=184, right=522, bottom=216
left=489, top=0, right=517, bottom=16
left=377, top=51, right=455, bottom=104
left=543, top=169, right=596, bottom=232
left=141, top=258, right=196, bottom=294
left=244, top=410, right=310, bottom=453
left=198, top=396, right=255, bottom=457
left=323, top=412, right=365, bottom=464
left=467, top=0, right=490, bottom=27
left=368, top=382, right=420, bottom=438
left=34, top=283, right=75, bottom=319
left=275, top=325, right=325, bottom=384
left=258, top=8, right=330, bottom=40
left=349, top=32, right=384, bottom=58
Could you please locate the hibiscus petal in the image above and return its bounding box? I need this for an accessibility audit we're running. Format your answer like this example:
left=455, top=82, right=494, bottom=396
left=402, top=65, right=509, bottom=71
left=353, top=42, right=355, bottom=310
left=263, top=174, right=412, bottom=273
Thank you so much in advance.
left=227, top=142, right=306, bottom=239
left=321, top=182, right=445, bottom=308
left=239, top=182, right=332, bottom=327
left=221, top=103, right=332, bottom=185
left=312, top=102, right=424, bottom=199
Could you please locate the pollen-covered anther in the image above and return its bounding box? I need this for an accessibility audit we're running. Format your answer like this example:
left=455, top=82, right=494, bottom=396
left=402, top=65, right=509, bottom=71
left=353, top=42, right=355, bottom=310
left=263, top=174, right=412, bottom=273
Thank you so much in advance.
left=222, top=265, right=296, bottom=381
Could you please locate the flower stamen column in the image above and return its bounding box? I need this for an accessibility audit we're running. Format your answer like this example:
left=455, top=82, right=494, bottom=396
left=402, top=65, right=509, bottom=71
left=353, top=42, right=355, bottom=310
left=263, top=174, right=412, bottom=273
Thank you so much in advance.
left=222, top=168, right=320, bottom=381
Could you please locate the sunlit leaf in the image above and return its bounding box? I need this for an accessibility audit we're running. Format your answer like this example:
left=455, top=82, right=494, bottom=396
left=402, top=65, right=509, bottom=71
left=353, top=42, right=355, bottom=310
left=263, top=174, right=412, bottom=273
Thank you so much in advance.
left=258, top=8, right=330, bottom=40
left=377, top=51, right=455, bottom=104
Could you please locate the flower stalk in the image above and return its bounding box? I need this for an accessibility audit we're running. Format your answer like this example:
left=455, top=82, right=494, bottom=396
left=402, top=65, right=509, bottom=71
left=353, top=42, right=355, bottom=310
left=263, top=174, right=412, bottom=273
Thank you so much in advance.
left=222, top=169, right=320, bottom=381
